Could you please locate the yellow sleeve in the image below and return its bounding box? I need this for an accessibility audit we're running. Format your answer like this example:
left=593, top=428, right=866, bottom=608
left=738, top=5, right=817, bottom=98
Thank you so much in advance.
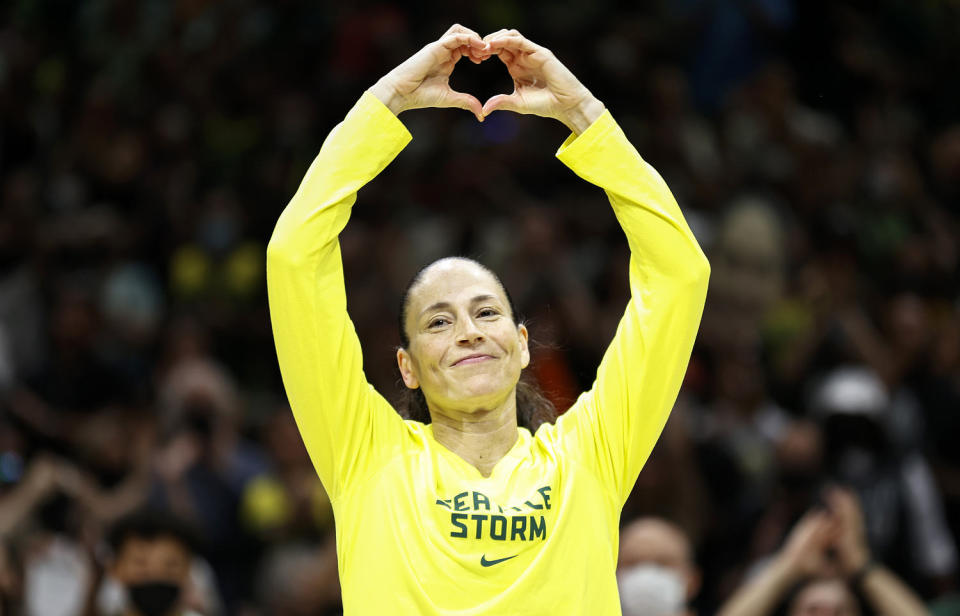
left=266, top=92, right=412, bottom=501
left=548, top=110, right=710, bottom=505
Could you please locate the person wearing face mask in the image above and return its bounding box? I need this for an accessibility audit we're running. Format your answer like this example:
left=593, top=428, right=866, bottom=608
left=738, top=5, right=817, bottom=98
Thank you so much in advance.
left=89, top=510, right=207, bottom=616
left=267, top=23, right=709, bottom=615
left=617, top=517, right=701, bottom=616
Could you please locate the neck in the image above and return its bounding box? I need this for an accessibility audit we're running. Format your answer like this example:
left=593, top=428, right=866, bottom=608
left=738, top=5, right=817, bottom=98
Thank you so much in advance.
left=428, top=393, right=519, bottom=478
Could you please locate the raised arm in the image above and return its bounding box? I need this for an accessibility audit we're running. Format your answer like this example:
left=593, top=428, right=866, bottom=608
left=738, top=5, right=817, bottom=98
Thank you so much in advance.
left=481, top=30, right=710, bottom=502
left=828, top=488, right=930, bottom=616
left=561, top=116, right=710, bottom=503
left=267, top=26, right=486, bottom=499
left=719, top=490, right=930, bottom=616
left=717, top=511, right=837, bottom=616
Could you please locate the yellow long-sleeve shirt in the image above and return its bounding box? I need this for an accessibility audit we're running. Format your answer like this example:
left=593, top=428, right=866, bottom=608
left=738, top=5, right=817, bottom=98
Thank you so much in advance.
left=267, top=91, right=709, bottom=615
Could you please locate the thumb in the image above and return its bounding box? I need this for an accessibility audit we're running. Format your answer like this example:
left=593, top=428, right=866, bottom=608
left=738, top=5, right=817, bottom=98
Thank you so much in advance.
left=482, top=93, right=522, bottom=117
left=445, top=89, right=484, bottom=122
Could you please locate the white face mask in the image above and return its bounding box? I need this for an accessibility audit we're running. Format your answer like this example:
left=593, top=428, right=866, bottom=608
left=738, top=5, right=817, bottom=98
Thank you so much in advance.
left=618, top=563, right=686, bottom=616
left=23, top=537, right=91, bottom=616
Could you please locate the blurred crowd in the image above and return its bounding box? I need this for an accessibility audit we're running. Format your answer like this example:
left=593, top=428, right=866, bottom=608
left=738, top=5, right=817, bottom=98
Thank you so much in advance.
left=2, top=0, right=959, bottom=614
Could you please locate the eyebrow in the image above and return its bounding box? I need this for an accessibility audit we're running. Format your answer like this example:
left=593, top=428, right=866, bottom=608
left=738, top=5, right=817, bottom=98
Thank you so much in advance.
left=419, top=295, right=498, bottom=319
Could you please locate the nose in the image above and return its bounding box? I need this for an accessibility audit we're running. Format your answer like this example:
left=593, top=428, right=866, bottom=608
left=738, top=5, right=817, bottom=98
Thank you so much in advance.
left=455, top=317, right=484, bottom=346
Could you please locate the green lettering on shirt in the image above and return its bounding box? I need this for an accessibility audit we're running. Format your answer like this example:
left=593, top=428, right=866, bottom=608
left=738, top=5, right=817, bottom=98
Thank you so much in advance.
left=450, top=513, right=468, bottom=538
left=529, top=515, right=546, bottom=540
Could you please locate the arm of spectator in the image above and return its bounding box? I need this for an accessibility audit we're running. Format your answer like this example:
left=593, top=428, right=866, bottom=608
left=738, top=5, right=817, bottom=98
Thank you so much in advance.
left=858, top=567, right=931, bottom=616
left=66, top=420, right=155, bottom=525
left=55, top=459, right=150, bottom=526
left=717, top=511, right=835, bottom=616
left=0, top=456, right=58, bottom=537
left=827, top=487, right=930, bottom=616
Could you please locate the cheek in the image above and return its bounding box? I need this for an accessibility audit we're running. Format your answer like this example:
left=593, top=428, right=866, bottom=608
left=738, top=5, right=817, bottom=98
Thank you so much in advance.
left=412, top=338, right=446, bottom=372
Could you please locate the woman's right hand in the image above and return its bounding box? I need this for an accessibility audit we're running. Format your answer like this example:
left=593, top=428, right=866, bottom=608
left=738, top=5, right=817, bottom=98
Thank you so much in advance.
left=369, top=24, right=488, bottom=121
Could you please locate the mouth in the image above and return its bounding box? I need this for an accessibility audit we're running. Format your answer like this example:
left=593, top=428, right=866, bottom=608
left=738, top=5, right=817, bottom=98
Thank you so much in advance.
left=451, top=354, right=495, bottom=367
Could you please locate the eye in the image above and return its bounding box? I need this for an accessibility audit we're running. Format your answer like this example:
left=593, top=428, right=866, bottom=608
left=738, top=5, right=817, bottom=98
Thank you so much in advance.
left=477, top=308, right=500, bottom=318
left=428, top=317, right=450, bottom=329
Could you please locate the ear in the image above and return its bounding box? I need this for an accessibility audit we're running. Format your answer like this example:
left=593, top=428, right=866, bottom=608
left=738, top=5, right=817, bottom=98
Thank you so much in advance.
left=517, top=324, right=530, bottom=369
left=396, top=347, right=420, bottom=390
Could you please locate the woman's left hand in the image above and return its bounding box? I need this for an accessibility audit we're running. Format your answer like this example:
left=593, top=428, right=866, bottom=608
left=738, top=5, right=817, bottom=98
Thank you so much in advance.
left=481, top=29, right=604, bottom=135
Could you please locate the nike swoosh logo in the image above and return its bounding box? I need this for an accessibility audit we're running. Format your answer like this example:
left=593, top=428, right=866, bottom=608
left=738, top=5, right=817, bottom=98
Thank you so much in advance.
left=480, top=554, right=518, bottom=567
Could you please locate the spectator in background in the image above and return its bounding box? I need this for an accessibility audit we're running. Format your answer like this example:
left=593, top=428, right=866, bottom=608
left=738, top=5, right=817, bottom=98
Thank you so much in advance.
left=718, top=487, right=928, bottom=616
left=89, top=509, right=216, bottom=616
left=0, top=455, right=92, bottom=616
left=0, top=445, right=222, bottom=615
left=785, top=578, right=861, bottom=616
left=811, top=365, right=958, bottom=595
left=0, top=454, right=185, bottom=616
left=151, top=358, right=267, bottom=609
left=253, top=541, right=340, bottom=616
left=618, top=517, right=701, bottom=616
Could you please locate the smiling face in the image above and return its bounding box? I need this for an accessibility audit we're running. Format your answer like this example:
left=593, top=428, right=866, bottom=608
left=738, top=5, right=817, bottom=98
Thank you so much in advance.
left=397, top=258, right=529, bottom=416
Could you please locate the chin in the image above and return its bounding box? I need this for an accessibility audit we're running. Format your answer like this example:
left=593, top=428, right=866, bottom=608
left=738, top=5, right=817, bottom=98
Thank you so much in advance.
left=451, top=377, right=517, bottom=408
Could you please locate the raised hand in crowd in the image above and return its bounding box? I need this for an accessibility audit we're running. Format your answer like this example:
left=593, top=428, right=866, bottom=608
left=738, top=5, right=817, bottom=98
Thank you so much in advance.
left=717, top=510, right=836, bottom=616
left=0, top=442, right=154, bottom=542
left=825, top=487, right=871, bottom=578
left=718, top=487, right=929, bottom=616
left=0, top=456, right=60, bottom=537
left=826, top=488, right=930, bottom=616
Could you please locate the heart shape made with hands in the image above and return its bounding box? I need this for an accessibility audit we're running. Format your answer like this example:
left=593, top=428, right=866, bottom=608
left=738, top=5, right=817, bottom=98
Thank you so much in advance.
left=448, top=33, right=562, bottom=123
left=381, top=27, right=596, bottom=129
left=447, top=51, right=518, bottom=119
